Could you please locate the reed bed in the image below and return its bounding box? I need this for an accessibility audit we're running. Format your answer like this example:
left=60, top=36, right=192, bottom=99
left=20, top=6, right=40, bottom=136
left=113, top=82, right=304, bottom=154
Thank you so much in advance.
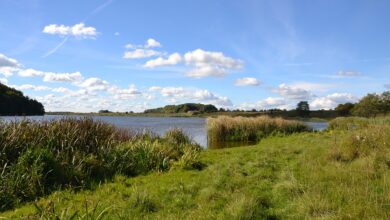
left=0, top=118, right=200, bottom=211
left=207, top=116, right=309, bottom=143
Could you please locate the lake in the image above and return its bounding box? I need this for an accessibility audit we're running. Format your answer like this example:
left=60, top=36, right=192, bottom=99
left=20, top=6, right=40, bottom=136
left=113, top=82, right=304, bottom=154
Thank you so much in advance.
left=0, top=115, right=328, bottom=148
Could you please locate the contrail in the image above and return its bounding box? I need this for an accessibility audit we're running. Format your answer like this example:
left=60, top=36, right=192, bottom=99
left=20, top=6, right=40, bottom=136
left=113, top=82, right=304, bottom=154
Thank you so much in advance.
left=43, top=0, right=115, bottom=58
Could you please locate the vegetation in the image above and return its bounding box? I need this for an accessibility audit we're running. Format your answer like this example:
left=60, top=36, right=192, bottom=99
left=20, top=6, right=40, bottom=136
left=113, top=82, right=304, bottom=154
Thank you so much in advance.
left=296, top=101, right=310, bottom=117
left=207, top=116, right=309, bottom=143
left=0, top=83, right=45, bottom=116
left=144, top=103, right=218, bottom=114
left=335, top=102, right=355, bottom=116
left=351, top=91, right=390, bottom=117
left=3, top=116, right=390, bottom=219
left=0, top=118, right=201, bottom=211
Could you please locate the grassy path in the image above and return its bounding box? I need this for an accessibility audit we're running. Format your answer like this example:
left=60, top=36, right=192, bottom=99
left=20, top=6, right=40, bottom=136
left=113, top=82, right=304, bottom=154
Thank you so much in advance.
left=2, top=131, right=390, bottom=219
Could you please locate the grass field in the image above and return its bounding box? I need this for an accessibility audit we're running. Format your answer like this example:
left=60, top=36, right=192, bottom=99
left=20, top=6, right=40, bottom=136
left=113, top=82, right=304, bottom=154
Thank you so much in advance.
left=3, top=120, right=390, bottom=219
left=2, top=117, right=390, bottom=219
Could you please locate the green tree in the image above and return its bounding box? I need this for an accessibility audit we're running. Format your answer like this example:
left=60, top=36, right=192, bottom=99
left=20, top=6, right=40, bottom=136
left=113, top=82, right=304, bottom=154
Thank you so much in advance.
left=380, top=91, right=390, bottom=115
left=296, top=101, right=310, bottom=117
left=335, top=102, right=355, bottom=116
left=352, top=93, right=381, bottom=117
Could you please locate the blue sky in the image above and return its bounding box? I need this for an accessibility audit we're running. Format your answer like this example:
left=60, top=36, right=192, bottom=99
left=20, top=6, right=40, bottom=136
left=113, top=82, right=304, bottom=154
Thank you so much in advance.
left=0, top=0, right=389, bottom=112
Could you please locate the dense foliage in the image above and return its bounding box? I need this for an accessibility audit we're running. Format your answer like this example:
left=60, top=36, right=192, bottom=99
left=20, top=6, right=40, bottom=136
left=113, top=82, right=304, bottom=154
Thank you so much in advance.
left=350, top=91, right=390, bottom=117
left=0, top=83, right=44, bottom=116
left=0, top=118, right=201, bottom=211
left=144, top=103, right=218, bottom=114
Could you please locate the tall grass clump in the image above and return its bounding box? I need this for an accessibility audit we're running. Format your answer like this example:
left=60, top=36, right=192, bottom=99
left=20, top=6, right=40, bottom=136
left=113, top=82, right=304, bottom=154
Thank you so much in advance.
left=328, top=116, right=390, bottom=131
left=0, top=118, right=200, bottom=211
left=207, top=116, right=309, bottom=143
left=330, top=124, right=390, bottom=162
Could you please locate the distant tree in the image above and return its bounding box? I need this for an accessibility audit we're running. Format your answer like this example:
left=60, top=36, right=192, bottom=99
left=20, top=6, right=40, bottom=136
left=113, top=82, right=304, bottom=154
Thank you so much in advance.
left=380, top=91, right=390, bottom=115
left=352, top=93, right=381, bottom=117
left=335, top=102, right=355, bottom=116
left=296, top=101, right=310, bottom=117
left=98, top=110, right=111, bottom=113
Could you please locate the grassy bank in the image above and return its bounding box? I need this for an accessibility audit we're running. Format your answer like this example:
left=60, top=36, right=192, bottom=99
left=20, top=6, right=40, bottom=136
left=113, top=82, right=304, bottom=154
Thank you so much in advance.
left=0, top=118, right=201, bottom=211
left=207, top=115, right=309, bottom=143
left=2, top=117, right=390, bottom=219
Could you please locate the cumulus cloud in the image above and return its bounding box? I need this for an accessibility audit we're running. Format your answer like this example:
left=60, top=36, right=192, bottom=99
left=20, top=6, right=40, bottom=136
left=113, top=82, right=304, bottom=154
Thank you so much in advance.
left=0, top=54, right=21, bottom=77
left=238, top=97, right=287, bottom=110
left=0, top=78, right=8, bottom=84
left=43, top=23, right=97, bottom=38
left=43, top=72, right=83, bottom=82
left=186, top=66, right=226, bottom=78
left=275, top=84, right=312, bottom=100
left=148, top=86, right=232, bottom=107
left=77, top=77, right=111, bottom=91
left=15, top=84, right=51, bottom=91
left=235, top=77, right=261, bottom=86
left=145, top=38, right=161, bottom=48
left=123, top=49, right=162, bottom=59
left=142, top=47, right=243, bottom=78
left=183, top=49, right=243, bottom=78
left=18, top=68, right=45, bottom=77
left=337, top=70, right=361, bottom=77
left=144, top=53, right=182, bottom=68
left=311, top=93, right=357, bottom=110
left=0, top=54, right=20, bottom=68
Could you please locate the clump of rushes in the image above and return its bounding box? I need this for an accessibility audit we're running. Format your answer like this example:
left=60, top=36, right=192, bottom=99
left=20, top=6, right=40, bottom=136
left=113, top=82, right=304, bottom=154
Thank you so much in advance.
left=207, top=116, right=309, bottom=143
left=0, top=118, right=200, bottom=211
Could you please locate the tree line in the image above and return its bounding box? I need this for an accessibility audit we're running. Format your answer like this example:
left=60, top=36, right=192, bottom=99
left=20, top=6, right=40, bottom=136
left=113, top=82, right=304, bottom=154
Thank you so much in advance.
left=0, top=83, right=45, bottom=116
left=335, top=91, right=390, bottom=117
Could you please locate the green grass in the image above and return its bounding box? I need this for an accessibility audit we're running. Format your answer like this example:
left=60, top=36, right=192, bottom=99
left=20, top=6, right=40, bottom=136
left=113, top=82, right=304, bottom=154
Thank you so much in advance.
left=2, top=117, right=390, bottom=219
left=3, top=127, right=390, bottom=219
left=0, top=118, right=200, bottom=212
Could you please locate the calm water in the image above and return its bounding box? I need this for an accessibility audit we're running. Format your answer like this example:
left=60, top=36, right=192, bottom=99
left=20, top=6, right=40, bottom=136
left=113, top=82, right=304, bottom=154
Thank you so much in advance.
left=0, top=115, right=328, bottom=148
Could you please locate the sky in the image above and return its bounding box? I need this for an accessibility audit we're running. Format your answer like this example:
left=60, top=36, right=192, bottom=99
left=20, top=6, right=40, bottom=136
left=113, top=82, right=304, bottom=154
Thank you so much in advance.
left=0, top=0, right=389, bottom=112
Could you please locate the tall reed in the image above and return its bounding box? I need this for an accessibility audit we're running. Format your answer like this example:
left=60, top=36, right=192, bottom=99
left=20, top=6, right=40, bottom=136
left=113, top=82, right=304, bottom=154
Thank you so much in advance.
left=207, top=116, right=309, bottom=143
left=0, top=118, right=200, bottom=211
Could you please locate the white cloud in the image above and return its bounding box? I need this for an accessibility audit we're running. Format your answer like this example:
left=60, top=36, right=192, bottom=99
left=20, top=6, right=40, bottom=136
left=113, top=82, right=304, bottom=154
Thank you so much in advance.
left=18, top=68, right=44, bottom=77
left=43, top=72, right=83, bottom=82
left=235, top=77, right=261, bottom=86
left=77, top=77, right=111, bottom=91
left=311, top=93, right=357, bottom=110
left=142, top=48, right=243, bottom=78
left=0, top=67, right=19, bottom=77
left=186, top=66, right=226, bottom=78
left=149, top=86, right=232, bottom=107
left=113, top=85, right=141, bottom=100
left=384, top=84, right=390, bottom=90
left=184, top=49, right=243, bottom=69
left=123, top=49, right=162, bottom=59
left=275, top=84, right=312, bottom=100
left=0, top=54, right=20, bottom=68
left=238, top=97, right=287, bottom=110
left=288, top=82, right=332, bottom=92
left=145, top=38, right=161, bottom=48
left=43, top=23, right=97, bottom=38
left=144, top=53, right=182, bottom=68
left=0, top=78, right=8, bottom=84
left=337, top=70, right=361, bottom=77
left=15, top=84, right=51, bottom=91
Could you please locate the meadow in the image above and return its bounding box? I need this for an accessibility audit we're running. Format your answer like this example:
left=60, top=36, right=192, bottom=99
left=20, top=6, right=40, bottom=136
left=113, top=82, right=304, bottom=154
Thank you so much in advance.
left=1, top=116, right=390, bottom=219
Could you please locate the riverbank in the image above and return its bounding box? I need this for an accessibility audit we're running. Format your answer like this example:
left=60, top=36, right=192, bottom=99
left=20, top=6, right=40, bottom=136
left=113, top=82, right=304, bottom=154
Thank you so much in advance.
left=3, top=121, right=390, bottom=218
